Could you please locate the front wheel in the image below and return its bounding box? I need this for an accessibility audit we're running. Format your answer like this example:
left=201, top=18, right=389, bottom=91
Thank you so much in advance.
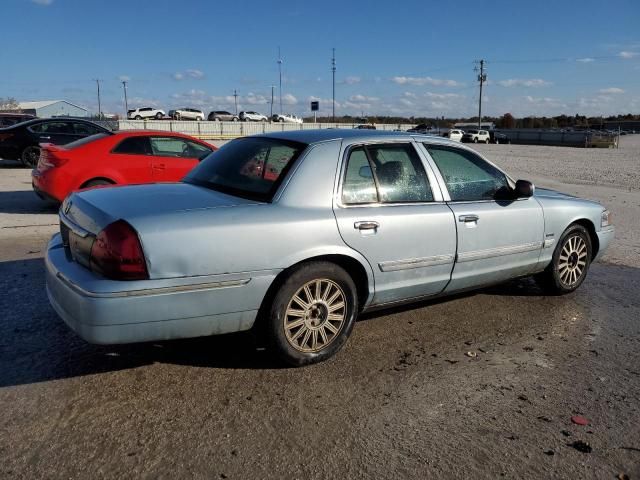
left=134, top=115, right=142, bottom=120
left=21, top=146, right=41, bottom=167
left=473, top=137, right=478, bottom=143
left=155, top=112, right=163, bottom=119
left=535, top=224, right=592, bottom=294
left=268, top=262, right=358, bottom=366
left=485, top=138, right=490, bottom=144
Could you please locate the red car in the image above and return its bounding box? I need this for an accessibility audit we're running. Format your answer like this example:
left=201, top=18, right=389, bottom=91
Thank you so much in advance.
left=32, top=130, right=216, bottom=203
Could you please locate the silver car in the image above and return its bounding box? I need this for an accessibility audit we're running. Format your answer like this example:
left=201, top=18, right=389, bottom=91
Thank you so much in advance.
left=46, top=130, right=614, bottom=366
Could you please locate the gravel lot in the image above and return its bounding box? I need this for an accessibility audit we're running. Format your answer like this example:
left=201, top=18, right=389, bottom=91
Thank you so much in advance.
left=0, top=136, right=639, bottom=479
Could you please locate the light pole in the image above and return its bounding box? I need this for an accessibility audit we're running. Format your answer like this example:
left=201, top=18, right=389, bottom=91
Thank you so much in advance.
left=270, top=85, right=275, bottom=119
left=95, top=79, right=102, bottom=118
left=277, top=47, right=283, bottom=114
left=121, top=80, right=128, bottom=116
left=233, top=89, right=238, bottom=115
left=474, top=59, right=487, bottom=128
left=332, top=48, right=336, bottom=123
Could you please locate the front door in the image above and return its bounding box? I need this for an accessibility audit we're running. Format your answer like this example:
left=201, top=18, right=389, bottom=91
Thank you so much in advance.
left=334, top=142, right=457, bottom=305
left=149, top=137, right=210, bottom=181
left=422, top=143, right=544, bottom=292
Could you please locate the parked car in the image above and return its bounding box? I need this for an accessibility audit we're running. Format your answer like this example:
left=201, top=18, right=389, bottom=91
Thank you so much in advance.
left=407, top=123, right=435, bottom=134
left=442, top=129, right=464, bottom=142
left=490, top=131, right=511, bottom=144
left=31, top=130, right=215, bottom=203
left=127, top=107, right=166, bottom=120
left=45, top=130, right=613, bottom=367
left=169, top=108, right=205, bottom=121
left=208, top=111, right=239, bottom=122
left=0, top=118, right=111, bottom=167
left=0, top=112, right=37, bottom=127
left=239, top=111, right=268, bottom=122
left=462, top=129, right=491, bottom=143
left=354, top=124, right=376, bottom=130
left=273, top=114, right=303, bottom=124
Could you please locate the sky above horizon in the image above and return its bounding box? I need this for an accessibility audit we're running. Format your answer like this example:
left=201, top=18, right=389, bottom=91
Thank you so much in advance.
left=2, top=0, right=640, bottom=118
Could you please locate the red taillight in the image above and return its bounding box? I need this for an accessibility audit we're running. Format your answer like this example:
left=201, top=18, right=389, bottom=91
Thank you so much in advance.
left=90, top=220, right=149, bottom=280
left=0, top=133, right=14, bottom=142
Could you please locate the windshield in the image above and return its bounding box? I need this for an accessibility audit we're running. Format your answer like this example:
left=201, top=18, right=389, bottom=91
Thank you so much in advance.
left=184, top=137, right=307, bottom=202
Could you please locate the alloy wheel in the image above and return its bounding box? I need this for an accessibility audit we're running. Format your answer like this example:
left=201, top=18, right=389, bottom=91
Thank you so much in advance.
left=557, top=235, right=588, bottom=287
left=283, top=278, right=347, bottom=353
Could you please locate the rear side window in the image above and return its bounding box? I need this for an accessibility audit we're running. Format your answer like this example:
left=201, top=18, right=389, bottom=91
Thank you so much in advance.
left=342, top=143, right=433, bottom=204
left=112, top=136, right=151, bottom=155
left=29, top=122, right=72, bottom=134
left=73, top=122, right=101, bottom=135
left=425, top=145, right=510, bottom=201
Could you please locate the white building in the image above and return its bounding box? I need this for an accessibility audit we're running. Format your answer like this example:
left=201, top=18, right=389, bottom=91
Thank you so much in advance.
left=17, top=100, right=88, bottom=118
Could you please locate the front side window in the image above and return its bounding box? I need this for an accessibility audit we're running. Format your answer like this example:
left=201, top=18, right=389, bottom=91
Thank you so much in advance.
left=425, top=145, right=510, bottom=201
left=150, top=137, right=211, bottom=159
left=341, top=143, right=433, bottom=205
left=184, top=137, right=306, bottom=202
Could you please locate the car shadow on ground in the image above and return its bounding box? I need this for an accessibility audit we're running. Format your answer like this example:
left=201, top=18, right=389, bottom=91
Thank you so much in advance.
left=0, top=159, right=26, bottom=169
left=1, top=257, right=629, bottom=388
left=0, top=190, right=59, bottom=214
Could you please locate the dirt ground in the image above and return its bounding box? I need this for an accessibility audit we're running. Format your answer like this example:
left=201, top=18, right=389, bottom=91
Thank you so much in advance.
left=0, top=137, right=639, bottom=479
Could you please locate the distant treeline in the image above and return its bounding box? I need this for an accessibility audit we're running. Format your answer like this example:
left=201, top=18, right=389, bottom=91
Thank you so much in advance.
left=305, top=113, right=640, bottom=128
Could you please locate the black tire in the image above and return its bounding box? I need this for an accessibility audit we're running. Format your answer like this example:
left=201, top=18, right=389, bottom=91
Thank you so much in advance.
left=535, top=224, right=592, bottom=295
left=21, top=146, right=41, bottom=168
left=174, top=113, right=181, bottom=120
left=232, top=117, right=238, bottom=122
left=485, top=138, right=490, bottom=144
left=495, top=139, right=500, bottom=144
left=134, top=115, right=142, bottom=120
left=155, top=112, right=163, bottom=119
left=83, top=179, right=113, bottom=189
left=268, top=261, right=358, bottom=366
left=473, top=137, right=478, bottom=143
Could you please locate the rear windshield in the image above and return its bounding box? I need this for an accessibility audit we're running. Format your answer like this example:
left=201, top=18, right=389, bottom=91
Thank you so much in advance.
left=64, top=132, right=112, bottom=149
left=184, top=137, right=307, bottom=202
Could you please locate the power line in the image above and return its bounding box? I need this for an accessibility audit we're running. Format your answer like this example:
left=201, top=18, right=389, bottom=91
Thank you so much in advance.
left=94, top=79, right=102, bottom=117
left=277, top=47, right=283, bottom=115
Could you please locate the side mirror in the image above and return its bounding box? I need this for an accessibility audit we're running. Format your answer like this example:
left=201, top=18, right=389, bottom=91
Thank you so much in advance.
left=515, top=179, right=535, bottom=198
left=359, top=165, right=373, bottom=178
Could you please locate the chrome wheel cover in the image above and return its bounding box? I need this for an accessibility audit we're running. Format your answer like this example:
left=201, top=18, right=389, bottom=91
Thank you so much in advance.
left=283, top=279, right=347, bottom=353
left=558, top=234, right=588, bottom=287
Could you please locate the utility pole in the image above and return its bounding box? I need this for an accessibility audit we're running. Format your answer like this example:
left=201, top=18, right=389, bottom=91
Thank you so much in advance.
left=94, top=79, right=102, bottom=118
left=474, top=60, right=487, bottom=128
left=277, top=47, right=283, bottom=114
left=233, top=89, right=238, bottom=115
left=121, top=80, right=128, bottom=116
left=270, top=85, right=275, bottom=119
left=331, top=48, right=336, bottom=123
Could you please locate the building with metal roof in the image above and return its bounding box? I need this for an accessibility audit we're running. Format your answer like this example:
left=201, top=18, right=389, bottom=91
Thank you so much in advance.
left=17, top=100, right=88, bottom=118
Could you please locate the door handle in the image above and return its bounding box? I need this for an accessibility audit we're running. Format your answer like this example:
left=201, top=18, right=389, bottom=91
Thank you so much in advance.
left=354, top=221, right=380, bottom=231
left=40, top=136, right=51, bottom=140
left=458, top=214, right=479, bottom=223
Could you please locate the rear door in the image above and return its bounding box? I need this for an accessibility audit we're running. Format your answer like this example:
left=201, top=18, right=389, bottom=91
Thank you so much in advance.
left=109, top=136, right=153, bottom=182
left=334, top=142, right=457, bottom=305
left=30, top=121, right=75, bottom=145
left=149, top=136, right=211, bottom=181
left=422, top=144, right=544, bottom=292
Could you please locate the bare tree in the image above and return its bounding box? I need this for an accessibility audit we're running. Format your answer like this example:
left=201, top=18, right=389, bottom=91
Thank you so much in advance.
left=0, top=97, right=19, bottom=111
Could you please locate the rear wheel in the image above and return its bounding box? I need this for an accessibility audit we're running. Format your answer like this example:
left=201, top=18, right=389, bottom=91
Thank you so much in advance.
left=268, top=262, right=358, bottom=366
left=21, top=146, right=41, bottom=167
left=155, top=112, right=163, bottom=119
left=134, top=115, right=142, bottom=120
left=473, top=137, right=478, bottom=143
left=485, top=138, right=490, bottom=144
left=535, top=224, right=592, bottom=294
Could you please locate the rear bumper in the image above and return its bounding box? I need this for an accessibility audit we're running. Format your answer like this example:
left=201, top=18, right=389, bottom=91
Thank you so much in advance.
left=45, top=234, right=277, bottom=345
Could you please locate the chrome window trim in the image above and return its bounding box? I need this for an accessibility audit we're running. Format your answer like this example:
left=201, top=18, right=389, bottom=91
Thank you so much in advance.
left=457, top=241, right=543, bottom=262
left=334, top=140, right=444, bottom=209
left=56, top=272, right=251, bottom=299
left=379, top=254, right=455, bottom=272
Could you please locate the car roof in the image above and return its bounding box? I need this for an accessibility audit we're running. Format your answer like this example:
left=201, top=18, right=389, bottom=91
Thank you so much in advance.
left=249, top=128, right=461, bottom=147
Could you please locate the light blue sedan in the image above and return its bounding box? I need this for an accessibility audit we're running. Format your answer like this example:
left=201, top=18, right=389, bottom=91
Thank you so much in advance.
left=46, top=130, right=614, bottom=366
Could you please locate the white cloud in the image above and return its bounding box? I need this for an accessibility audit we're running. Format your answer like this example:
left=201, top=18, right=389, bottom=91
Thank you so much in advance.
left=576, top=57, right=595, bottom=63
left=424, top=92, right=461, bottom=99
left=343, top=76, right=361, bottom=85
left=599, top=87, right=624, bottom=94
left=173, top=69, right=205, bottom=81
left=281, top=93, right=298, bottom=105
left=391, top=76, right=464, bottom=87
left=619, top=51, right=639, bottom=59
left=498, top=78, right=552, bottom=88
left=31, top=0, right=53, bottom=5
left=186, top=69, right=205, bottom=79
left=348, top=94, right=379, bottom=102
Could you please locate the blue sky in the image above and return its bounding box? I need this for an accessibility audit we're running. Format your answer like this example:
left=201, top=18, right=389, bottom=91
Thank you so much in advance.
left=2, top=0, right=640, bottom=118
